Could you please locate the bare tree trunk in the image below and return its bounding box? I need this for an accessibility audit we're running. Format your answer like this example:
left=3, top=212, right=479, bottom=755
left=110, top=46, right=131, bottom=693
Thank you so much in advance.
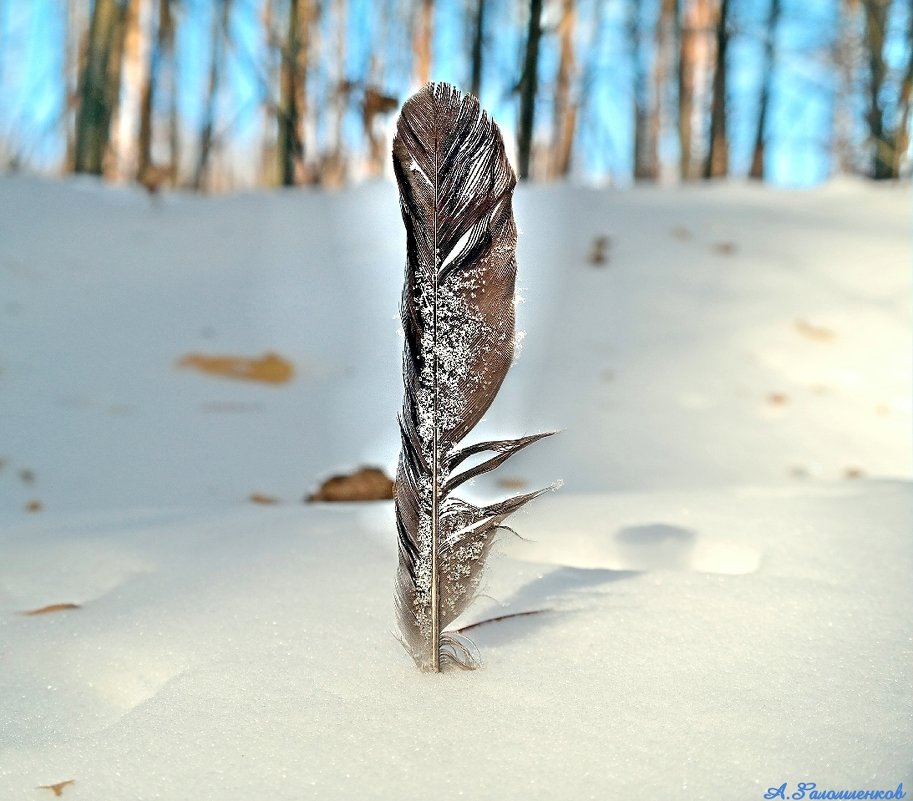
left=260, top=0, right=279, bottom=185
left=550, top=0, right=577, bottom=178
left=137, top=0, right=177, bottom=183
left=833, top=0, right=861, bottom=174
left=158, top=0, right=179, bottom=184
left=749, top=0, right=779, bottom=180
left=74, top=0, right=127, bottom=175
left=652, top=0, right=676, bottom=182
left=320, top=0, right=348, bottom=186
left=677, top=0, right=693, bottom=179
left=862, top=0, right=894, bottom=178
left=303, top=0, right=321, bottom=181
left=630, top=0, right=657, bottom=180
left=112, top=0, right=148, bottom=181
left=193, top=0, right=230, bottom=190
left=413, top=0, right=433, bottom=85
left=137, top=0, right=159, bottom=181
left=64, top=0, right=89, bottom=172
left=101, top=0, right=128, bottom=176
left=278, top=0, right=313, bottom=186
left=892, top=9, right=913, bottom=177
left=704, top=0, right=729, bottom=178
left=517, top=0, right=543, bottom=181
left=469, top=0, right=485, bottom=97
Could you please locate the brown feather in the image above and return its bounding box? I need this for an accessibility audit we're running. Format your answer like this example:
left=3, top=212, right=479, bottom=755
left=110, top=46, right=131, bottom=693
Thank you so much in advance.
left=392, top=83, right=557, bottom=672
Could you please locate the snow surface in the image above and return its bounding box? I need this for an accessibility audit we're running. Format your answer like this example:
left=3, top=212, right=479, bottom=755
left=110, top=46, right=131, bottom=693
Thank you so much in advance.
left=0, top=175, right=910, bottom=800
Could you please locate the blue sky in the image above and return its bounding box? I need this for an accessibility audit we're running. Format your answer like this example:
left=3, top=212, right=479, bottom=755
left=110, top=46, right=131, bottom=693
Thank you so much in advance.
left=0, top=0, right=909, bottom=186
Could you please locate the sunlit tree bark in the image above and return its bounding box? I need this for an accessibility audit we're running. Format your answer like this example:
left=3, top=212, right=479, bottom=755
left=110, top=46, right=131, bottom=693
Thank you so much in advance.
left=112, top=0, right=149, bottom=181
left=677, top=0, right=694, bottom=178
left=550, top=0, right=577, bottom=178
left=413, top=0, right=433, bottom=85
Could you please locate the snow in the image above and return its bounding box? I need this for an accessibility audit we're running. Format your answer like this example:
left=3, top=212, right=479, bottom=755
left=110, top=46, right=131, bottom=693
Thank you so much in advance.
left=0, top=174, right=910, bottom=799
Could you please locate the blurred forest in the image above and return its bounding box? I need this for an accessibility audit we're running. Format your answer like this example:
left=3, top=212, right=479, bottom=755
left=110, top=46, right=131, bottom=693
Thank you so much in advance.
left=0, top=0, right=911, bottom=191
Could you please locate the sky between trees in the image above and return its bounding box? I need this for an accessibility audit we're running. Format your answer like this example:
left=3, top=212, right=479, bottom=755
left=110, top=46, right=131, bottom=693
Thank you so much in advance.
left=0, top=0, right=910, bottom=191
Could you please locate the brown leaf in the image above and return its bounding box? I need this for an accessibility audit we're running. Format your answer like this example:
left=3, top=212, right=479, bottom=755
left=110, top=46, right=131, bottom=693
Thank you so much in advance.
left=307, top=466, right=394, bottom=502
left=844, top=466, right=865, bottom=480
left=38, top=780, right=75, bottom=797
left=177, top=352, right=294, bottom=384
left=497, top=477, right=529, bottom=490
left=24, top=499, right=42, bottom=513
left=249, top=492, right=280, bottom=505
left=712, top=241, right=737, bottom=255
left=588, top=235, right=611, bottom=266
left=795, top=319, right=835, bottom=342
left=766, top=392, right=789, bottom=406
left=22, top=603, right=80, bottom=616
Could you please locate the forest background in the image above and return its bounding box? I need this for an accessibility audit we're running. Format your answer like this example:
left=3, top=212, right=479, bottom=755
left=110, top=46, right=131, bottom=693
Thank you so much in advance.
left=0, top=0, right=911, bottom=193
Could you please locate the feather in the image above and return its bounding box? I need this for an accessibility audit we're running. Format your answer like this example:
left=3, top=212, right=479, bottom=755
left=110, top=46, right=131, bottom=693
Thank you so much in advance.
left=392, top=82, right=557, bottom=672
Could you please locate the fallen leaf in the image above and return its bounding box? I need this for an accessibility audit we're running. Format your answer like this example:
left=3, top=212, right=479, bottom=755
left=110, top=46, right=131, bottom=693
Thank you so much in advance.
left=249, top=492, right=280, bottom=505
left=795, top=319, right=835, bottom=342
left=22, top=603, right=80, bottom=616
left=497, top=477, right=529, bottom=490
left=844, top=467, right=865, bottom=480
left=307, top=466, right=394, bottom=502
left=712, top=241, right=737, bottom=255
left=766, top=392, right=789, bottom=406
left=178, top=352, right=294, bottom=384
left=139, top=163, right=170, bottom=195
left=38, top=780, right=74, bottom=797
left=24, top=499, right=42, bottom=513
left=588, top=235, right=611, bottom=266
